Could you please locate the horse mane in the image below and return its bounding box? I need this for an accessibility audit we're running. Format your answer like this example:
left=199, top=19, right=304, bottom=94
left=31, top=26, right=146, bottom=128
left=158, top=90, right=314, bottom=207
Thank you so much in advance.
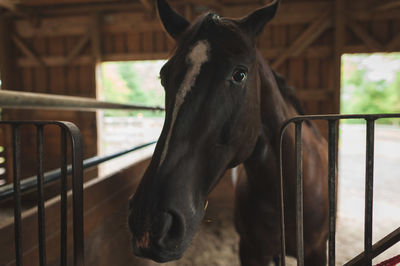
left=271, top=70, right=306, bottom=116
left=271, top=69, right=322, bottom=138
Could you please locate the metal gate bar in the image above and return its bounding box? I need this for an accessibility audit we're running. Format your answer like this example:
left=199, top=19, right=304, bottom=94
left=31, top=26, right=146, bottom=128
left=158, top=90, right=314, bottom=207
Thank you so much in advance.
left=279, top=113, right=400, bottom=266
left=1, top=121, right=84, bottom=266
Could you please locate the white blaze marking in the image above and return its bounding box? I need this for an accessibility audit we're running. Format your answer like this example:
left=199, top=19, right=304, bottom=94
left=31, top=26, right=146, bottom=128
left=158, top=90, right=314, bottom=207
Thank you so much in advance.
left=159, top=40, right=210, bottom=166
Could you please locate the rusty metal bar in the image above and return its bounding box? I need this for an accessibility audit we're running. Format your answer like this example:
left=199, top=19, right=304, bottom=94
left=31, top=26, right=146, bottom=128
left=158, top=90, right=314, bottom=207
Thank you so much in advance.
left=60, top=128, right=68, bottom=266
left=36, top=125, right=46, bottom=266
left=364, top=119, right=375, bottom=266
left=0, top=90, right=164, bottom=111
left=277, top=113, right=400, bottom=266
left=12, top=125, right=23, bottom=266
left=345, top=226, right=400, bottom=265
left=295, top=121, right=304, bottom=266
left=328, top=120, right=337, bottom=266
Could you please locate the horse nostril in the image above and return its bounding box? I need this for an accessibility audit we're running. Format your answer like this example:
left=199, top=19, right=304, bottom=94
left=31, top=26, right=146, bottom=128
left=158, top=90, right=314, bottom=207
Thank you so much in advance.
left=158, top=211, right=185, bottom=248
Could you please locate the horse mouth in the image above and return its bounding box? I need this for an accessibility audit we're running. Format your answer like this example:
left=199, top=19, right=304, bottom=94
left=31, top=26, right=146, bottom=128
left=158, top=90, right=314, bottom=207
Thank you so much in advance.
left=132, top=240, right=183, bottom=263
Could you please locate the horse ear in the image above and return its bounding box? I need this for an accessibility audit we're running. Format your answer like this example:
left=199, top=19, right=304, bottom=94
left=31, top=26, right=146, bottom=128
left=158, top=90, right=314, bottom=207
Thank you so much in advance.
left=238, top=0, right=279, bottom=38
left=157, top=0, right=190, bottom=40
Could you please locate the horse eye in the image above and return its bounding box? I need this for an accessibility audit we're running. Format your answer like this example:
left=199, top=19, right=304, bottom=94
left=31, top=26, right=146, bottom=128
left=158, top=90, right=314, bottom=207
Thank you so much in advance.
left=232, top=70, right=247, bottom=83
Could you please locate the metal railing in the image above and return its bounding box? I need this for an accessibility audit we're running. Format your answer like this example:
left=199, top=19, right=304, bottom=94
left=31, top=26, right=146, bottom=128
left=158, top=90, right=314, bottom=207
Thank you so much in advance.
left=1, top=121, right=84, bottom=266
left=0, top=90, right=164, bottom=111
left=0, top=90, right=164, bottom=266
left=278, top=113, right=400, bottom=266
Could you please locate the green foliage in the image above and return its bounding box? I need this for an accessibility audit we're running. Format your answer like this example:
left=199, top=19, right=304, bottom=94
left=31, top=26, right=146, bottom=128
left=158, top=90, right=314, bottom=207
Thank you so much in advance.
left=101, top=61, right=165, bottom=117
left=341, top=54, right=400, bottom=125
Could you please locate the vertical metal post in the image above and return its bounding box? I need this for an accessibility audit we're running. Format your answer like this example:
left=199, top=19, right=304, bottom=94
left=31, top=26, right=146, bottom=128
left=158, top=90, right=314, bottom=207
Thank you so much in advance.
left=36, top=125, right=47, bottom=266
left=364, top=119, right=375, bottom=265
left=12, top=125, right=23, bottom=266
left=60, top=128, right=68, bottom=266
left=279, top=130, right=287, bottom=266
left=69, top=125, right=84, bottom=266
left=328, top=120, right=337, bottom=266
left=295, top=121, right=304, bottom=266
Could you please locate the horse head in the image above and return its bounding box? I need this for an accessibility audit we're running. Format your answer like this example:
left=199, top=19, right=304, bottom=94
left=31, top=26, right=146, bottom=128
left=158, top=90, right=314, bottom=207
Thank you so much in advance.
left=128, top=0, right=279, bottom=262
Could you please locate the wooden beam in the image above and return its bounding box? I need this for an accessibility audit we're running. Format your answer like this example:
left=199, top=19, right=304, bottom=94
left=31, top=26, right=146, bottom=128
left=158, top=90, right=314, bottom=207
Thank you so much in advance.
left=17, top=56, right=92, bottom=67
left=139, top=0, right=153, bottom=11
left=15, top=46, right=334, bottom=68
left=271, top=9, right=333, bottom=69
left=347, top=19, right=384, bottom=51
left=11, top=34, right=46, bottom=67
left=65, top=29, right=91, bottom=64
left=374, top=0, right=400, bottom=11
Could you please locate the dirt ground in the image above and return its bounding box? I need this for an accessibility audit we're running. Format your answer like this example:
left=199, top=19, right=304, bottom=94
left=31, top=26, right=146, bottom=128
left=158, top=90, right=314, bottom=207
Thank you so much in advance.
left=148, top=124, right=400, bottom=266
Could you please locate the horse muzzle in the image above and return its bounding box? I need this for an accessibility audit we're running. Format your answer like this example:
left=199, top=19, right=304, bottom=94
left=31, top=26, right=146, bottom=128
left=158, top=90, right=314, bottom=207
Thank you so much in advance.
left=128, top=209, right=187, bottom=262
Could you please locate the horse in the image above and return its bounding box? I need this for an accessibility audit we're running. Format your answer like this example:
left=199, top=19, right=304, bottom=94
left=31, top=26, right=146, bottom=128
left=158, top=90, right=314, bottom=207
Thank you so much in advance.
left=128, top=0, right=329, bottom=265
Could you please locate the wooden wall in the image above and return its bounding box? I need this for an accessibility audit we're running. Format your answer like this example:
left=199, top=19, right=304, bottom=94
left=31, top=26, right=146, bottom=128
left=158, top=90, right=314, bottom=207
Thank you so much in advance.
left=0, top=0, right=399, bottom=180
left=1, top=0, right=400, bottom=180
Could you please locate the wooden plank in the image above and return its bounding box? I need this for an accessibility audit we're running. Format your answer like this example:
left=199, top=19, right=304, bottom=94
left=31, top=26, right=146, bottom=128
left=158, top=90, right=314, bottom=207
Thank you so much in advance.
left=371, top=20, right=390, bottom=45
left=288, top=58, right=304, bottom=89
left=16, top=45, right=333, bottom=68
left=386, top=32, right=400, bottom=50
left=103, top=33, right=114, bottom=55
left=113, top=33, right=126, bottom=54
left=13, top=2, right=333, bottom=38
left=296, top=89, right=333, bottom=101
left=374, top=0, right=400, bottom=11
left=15, top=16, right=91, bottom=38
left=142, top=31, right=153, bottom=53
left=347, top=19, right=384, bottom=51
left=351, top=9, right=400, bottom=22
left=126, top=32, right=141, bottom=54
left=154, top=31, right=165, bottom=53
left=103, top=52, right=169, bottom=62
left=272, top=9, right=333, bottom=69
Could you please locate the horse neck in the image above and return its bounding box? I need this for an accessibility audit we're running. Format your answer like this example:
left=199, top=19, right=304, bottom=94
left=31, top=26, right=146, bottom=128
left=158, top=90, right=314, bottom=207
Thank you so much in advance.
left=242, top=53, right=298, bottom=201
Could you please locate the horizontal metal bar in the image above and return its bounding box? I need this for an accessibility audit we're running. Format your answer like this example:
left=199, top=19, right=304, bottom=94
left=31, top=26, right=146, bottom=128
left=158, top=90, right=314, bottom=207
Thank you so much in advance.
left=280, top=113, right=400, bottom=132
left=0, top=141, right=157, bottom=201
left=0, top=90, right=164, bottom=111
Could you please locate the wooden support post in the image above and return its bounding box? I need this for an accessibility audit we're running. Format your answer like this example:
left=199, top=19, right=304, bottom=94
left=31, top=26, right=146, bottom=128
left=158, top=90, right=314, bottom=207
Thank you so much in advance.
left=0, top=17, right=15, bottom=183
left=91, top=13, right=103, bottom=161
left=271, top=9, right=333, bottom=69
left=333, top=0, right=345, bottom=115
